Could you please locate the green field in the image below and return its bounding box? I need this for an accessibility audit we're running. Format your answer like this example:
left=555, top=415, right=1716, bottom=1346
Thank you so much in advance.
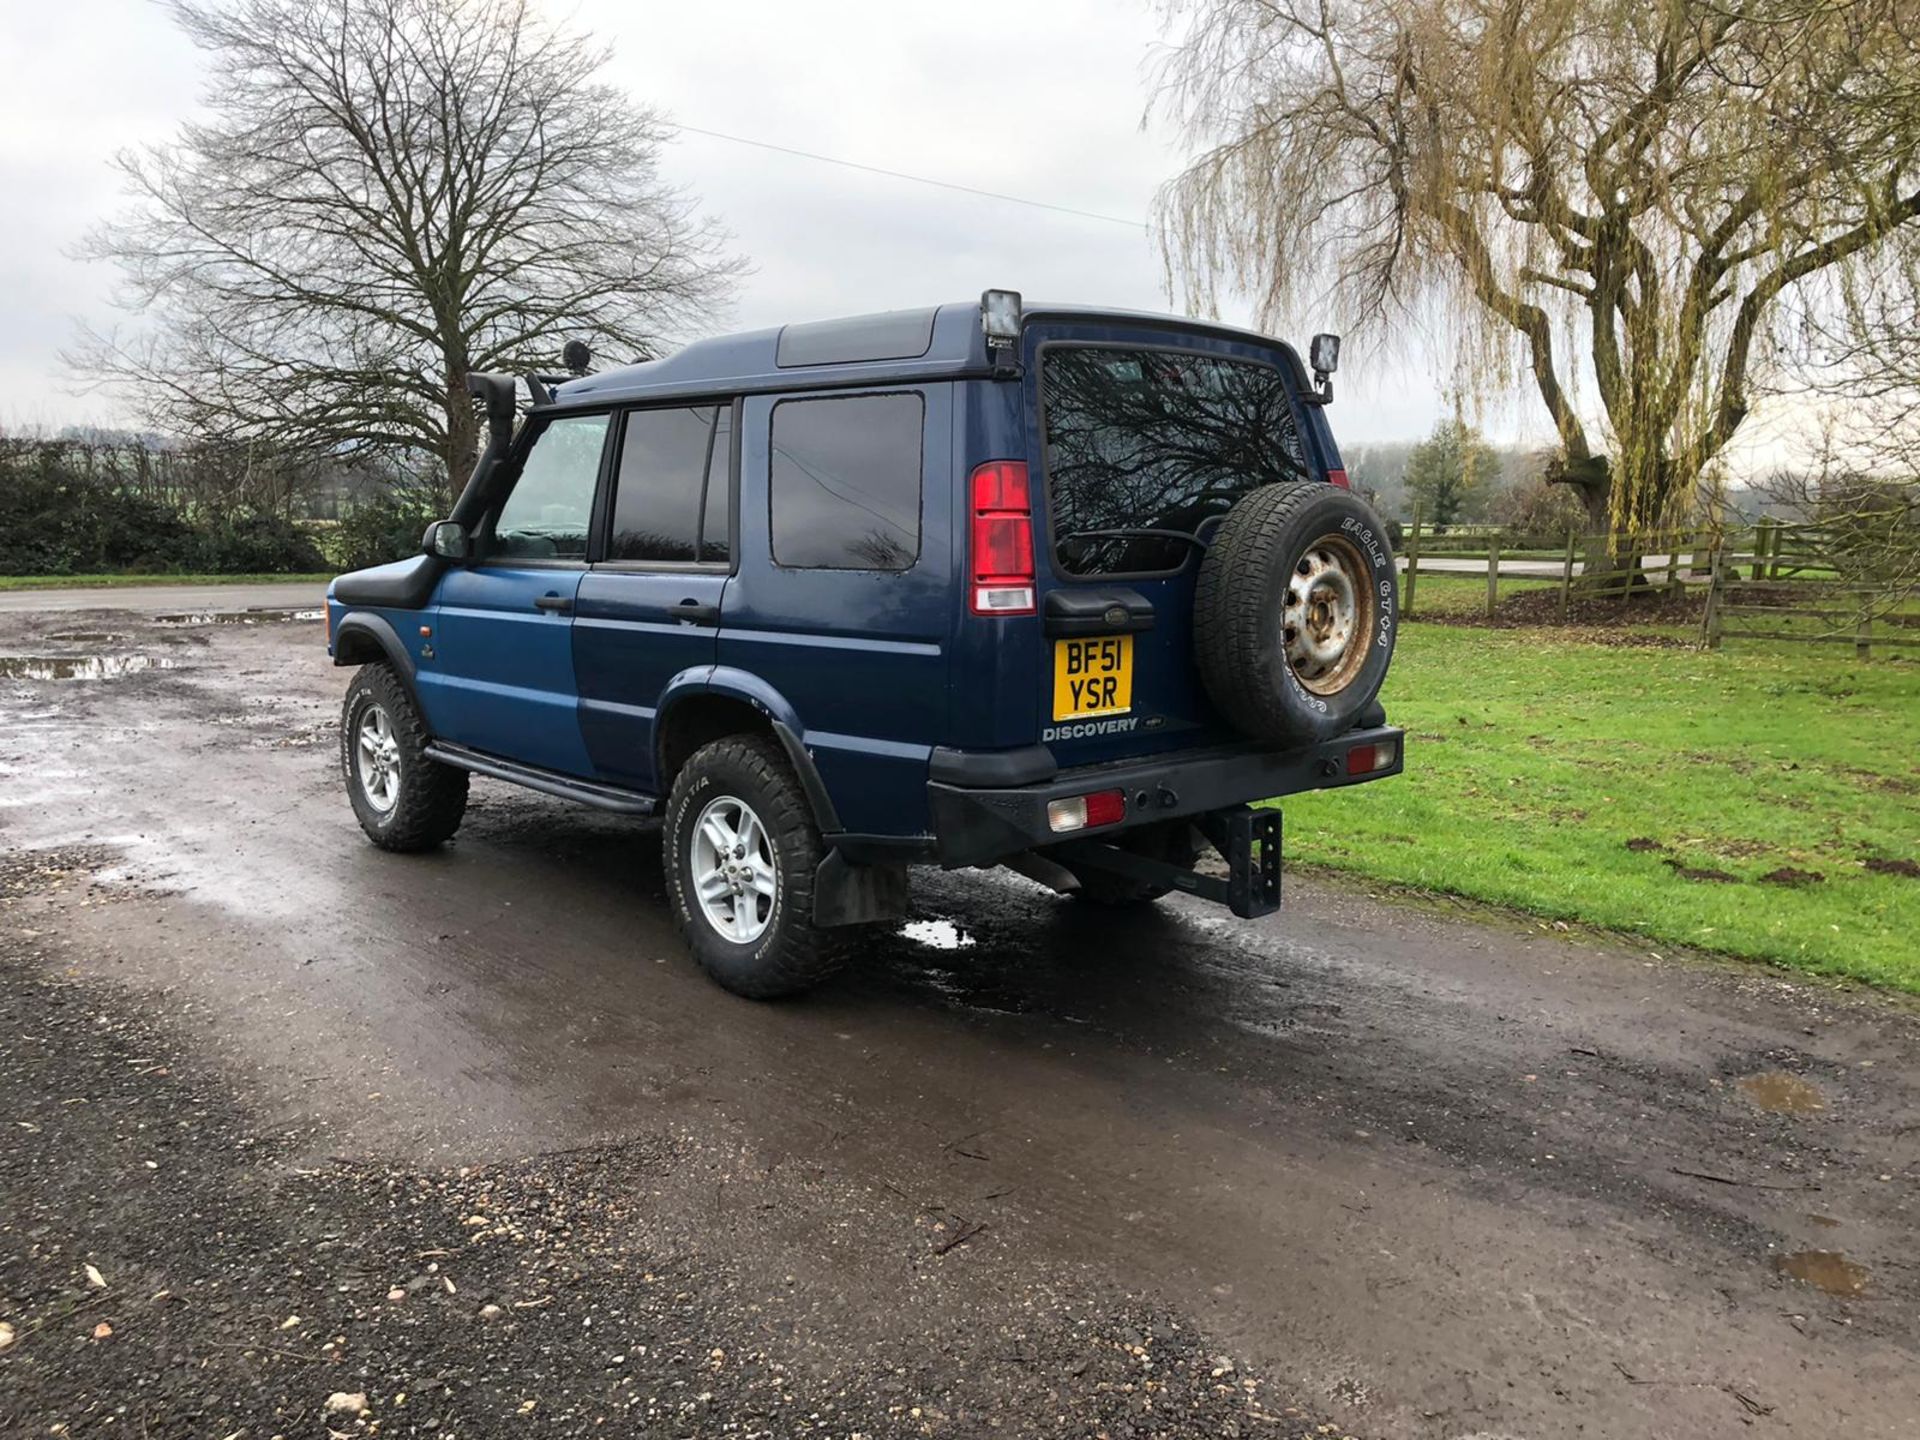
left=1282, top=604, right=1920, bottom=991
left=0, top=572, right=331, bottom=591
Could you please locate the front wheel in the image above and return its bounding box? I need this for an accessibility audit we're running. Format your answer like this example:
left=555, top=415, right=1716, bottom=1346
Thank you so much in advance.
left=663, top=735, right=840, bottom=999
left=340, top=663, right=468, bottom=851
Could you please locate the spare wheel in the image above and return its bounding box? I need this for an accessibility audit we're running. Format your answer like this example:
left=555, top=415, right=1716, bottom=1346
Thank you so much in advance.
left=1193, top=481, right=1397, bottom=745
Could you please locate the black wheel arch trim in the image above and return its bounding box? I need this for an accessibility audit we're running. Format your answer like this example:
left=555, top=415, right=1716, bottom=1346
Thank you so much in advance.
left=769, top=719, right=844, bottom=835
left=333, top=613, right=423, bottom=708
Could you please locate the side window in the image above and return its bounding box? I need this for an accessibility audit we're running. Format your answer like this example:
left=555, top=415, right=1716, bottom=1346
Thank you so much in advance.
left=491, top=413, right=608, bottom=561
left=607, top=404, right=732, bottom=564
left=769, top=392, right=923, bottom=571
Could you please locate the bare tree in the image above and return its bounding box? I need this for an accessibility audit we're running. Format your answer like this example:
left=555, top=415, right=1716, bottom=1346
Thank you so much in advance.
left=1154, top=0, right=1920, bottom=563
left=74, top=0, right=740, bottom=500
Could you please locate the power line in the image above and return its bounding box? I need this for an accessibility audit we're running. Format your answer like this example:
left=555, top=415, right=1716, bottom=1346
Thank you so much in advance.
left=669, top=122, right=1147, bottom=231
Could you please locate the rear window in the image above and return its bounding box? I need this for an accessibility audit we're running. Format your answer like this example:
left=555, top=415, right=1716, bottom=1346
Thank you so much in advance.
left=1041, top=346, right=1311, bottom=576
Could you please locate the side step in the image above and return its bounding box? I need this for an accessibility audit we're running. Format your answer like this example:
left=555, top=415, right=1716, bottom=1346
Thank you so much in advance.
left=423, top=742, right=657, bottom=816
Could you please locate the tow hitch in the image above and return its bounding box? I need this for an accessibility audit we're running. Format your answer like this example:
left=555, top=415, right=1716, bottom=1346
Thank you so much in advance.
left=1054, top=805, right=1282, bottom=919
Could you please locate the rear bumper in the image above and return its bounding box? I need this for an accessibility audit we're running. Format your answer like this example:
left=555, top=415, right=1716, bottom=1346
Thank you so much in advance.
left=926, top=726, right=1404, bottom=867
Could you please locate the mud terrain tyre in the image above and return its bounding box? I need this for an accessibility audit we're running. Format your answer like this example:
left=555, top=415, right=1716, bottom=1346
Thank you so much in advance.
left=1194, top=481, right=1397, bottom=744
left=341, top=663, right=469, bottom=851
left=664, top=734, right=840, bottom=1000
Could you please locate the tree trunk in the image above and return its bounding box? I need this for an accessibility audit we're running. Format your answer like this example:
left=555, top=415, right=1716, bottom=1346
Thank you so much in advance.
left=1573, top=471, right=1628, bottom=587
left=442, top=366, right=477, bottom=510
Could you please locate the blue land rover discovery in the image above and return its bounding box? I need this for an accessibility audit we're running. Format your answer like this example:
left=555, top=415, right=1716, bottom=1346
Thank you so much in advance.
left=326, top=292, right=1403, bottom=997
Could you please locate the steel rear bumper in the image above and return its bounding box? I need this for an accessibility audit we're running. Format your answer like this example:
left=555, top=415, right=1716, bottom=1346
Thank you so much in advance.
left=925, top=726, right=1405, bottom=868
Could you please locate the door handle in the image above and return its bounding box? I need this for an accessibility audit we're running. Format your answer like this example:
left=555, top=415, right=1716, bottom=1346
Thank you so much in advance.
left=534, top=594, right=572, bottom=613
left=667, top=600, right=721, bottom=626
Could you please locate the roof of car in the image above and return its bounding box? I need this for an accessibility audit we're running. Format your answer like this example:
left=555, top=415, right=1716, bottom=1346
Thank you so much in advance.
left=550, top=301, right=1306, bottom=408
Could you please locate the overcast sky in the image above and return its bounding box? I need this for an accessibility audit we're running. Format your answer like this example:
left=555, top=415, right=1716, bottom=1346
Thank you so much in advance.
left=0, top=0, right=1810, bottom=467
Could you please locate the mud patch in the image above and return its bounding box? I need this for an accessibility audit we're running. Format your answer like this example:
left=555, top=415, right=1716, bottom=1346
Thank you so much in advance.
left=1737, top=1071, right=1827, bottom=1115
left=1864, top=857, right=1920, bottom=879
left=1625, top=837, right=1666, bottom=853
left=1664, top=858, right=1740, bottom=883
left=1777, top=1249, right=1869, bottom=1297
left=0, top=654, right=177, bottom=681
left=1759, top=867, right=1825, bottom=887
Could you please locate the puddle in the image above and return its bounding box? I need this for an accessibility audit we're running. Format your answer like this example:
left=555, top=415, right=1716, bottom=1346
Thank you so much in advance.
left=1777, top=1249, right=1869, bottom=1296
left=156, top=608, right=323, bottom=627
left=899, top=918, right=976, bottom=951
left=47, top=630, right=132, bottom=644
left=1737, top=1071, right=1827, bottom=1115
left=0, top=655, right=177, bottom=681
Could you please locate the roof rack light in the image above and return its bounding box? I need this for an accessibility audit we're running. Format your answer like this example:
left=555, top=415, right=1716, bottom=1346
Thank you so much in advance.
left=981, top=288, right=1023, bottom=342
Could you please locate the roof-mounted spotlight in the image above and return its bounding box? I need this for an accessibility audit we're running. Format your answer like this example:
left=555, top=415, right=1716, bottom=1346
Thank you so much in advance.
left=981, top=289, right=1023, bottom=342
left=1309, top=332, right=1340, bottom=403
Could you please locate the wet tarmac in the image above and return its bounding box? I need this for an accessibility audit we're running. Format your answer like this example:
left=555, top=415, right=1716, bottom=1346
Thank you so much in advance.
left=0, top=605, right=1915, bottom=1438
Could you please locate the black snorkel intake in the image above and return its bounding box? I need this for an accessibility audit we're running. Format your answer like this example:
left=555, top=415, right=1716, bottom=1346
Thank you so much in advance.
left=448, top=373, right=521, bottom=530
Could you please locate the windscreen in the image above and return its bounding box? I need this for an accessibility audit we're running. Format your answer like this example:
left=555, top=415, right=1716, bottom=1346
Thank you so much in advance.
left=1041, top=346, right=1311, bottom=576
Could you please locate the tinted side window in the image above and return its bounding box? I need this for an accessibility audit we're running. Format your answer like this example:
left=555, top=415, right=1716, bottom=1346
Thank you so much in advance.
left=492, top=413, right=609, bottom=560
left=769, top=393, right=923, bottom=571
left=608, top=405, right=730, bottom=564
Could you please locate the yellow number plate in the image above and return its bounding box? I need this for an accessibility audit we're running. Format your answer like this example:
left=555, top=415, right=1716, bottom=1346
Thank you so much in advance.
left=1052, top=635, right=1134, bottom=721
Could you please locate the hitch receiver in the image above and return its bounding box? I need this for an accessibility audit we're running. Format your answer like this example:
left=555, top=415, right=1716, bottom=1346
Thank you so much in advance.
left=1200, top=805, right=1282, bottom=918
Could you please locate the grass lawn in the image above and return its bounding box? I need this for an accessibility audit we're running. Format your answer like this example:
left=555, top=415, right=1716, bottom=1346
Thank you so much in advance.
left=0, top=573, right=332, bottom=591
left=1404, top=572, right=1557, bottom=619
left=1282, top=611, right=1920, bottom=992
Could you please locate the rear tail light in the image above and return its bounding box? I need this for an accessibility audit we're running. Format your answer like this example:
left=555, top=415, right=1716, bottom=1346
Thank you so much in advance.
left=1326, top=468, right=1350, bottom=489
left=1046, top=788, right=1127, bottom=833
left=1347, top=739, right=1398, bottom=775
left=969, top=460, right=1036, bottom=615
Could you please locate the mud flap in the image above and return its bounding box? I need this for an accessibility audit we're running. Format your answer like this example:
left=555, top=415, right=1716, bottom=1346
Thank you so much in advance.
left=813, top=848, right=910, bottom=928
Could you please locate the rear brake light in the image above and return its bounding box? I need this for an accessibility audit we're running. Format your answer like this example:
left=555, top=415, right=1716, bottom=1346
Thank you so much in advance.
left=1347, top=740, right=1397, bottom=774
left=1326, top=468, right=1350, bottom=489
left=1046, top=788, right=1126, bottom=833
left=969, top=460, right=1035, bottom=615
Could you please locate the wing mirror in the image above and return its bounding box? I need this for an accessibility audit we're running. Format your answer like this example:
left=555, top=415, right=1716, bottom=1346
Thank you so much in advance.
left=423, top=519, right=470, bottom=560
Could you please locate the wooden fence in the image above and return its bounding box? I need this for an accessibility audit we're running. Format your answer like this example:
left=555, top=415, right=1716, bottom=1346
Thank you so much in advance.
left=1400, top=509, right=1728, bottom=621
left=1400, top=512, right=1916, bottom=654
left=1704, top=550, right=1920, bottom=658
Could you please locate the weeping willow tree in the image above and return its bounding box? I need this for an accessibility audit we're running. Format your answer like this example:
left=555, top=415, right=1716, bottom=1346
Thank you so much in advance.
left=1155, top=0, right=1920, bottom=562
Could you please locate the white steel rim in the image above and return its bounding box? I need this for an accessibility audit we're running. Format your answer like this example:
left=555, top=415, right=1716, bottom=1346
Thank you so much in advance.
left=355, top=702, right=403, bottom=812
left=691, top=794, right=778, bottom=943
left=1283, top=533, right=1374, bottom=696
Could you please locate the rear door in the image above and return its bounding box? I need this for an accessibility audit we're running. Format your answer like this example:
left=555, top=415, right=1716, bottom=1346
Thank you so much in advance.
left=574, top=400, right=735, bottom=791
left=1027, top=328, right=1323, bottom=766
left=719, top=386, right=953, bottom=836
